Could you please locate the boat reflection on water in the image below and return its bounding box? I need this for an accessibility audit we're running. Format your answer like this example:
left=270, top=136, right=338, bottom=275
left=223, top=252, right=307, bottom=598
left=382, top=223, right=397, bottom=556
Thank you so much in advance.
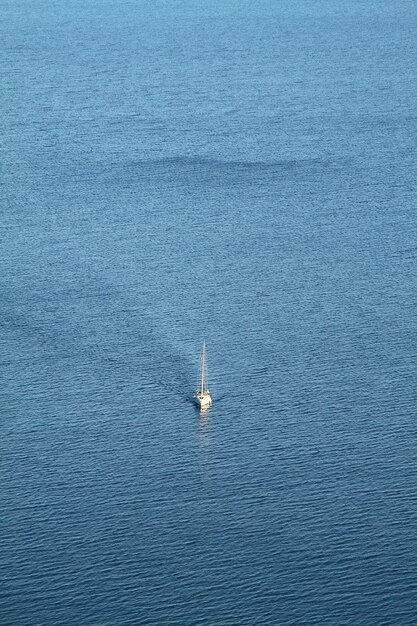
left=198, top=407, right=212, bottom=463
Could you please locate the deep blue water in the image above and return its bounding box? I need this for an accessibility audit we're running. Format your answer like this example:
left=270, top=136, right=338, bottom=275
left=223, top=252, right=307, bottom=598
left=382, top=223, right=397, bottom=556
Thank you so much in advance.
left=2, top=1, right=417, bottom=624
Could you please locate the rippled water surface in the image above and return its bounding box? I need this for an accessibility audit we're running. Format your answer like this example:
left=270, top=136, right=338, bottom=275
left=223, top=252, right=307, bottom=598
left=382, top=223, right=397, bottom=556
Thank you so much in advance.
left=2, top=1, right=417, bottom=624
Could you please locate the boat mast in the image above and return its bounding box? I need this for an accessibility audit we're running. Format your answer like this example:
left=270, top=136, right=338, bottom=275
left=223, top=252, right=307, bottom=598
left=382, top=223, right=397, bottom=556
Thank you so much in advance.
left=200, top=339, right=206, bottom=393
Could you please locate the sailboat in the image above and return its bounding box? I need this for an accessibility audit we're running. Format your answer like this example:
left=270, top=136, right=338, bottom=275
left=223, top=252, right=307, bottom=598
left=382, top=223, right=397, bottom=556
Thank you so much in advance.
left=195, top=339, right=212, bottom=409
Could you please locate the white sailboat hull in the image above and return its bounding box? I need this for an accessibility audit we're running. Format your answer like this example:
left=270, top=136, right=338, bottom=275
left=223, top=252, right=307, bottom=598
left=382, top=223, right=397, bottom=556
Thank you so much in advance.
left=195, top=391, right=212, bottom=409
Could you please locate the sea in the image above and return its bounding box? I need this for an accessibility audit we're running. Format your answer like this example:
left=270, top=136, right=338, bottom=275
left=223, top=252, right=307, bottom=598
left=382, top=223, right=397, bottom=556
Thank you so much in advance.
left=2, top=1, right=417, bottom=624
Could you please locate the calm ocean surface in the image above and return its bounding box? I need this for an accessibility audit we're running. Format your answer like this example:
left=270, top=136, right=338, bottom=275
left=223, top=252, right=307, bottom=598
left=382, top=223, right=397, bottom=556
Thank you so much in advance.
left=2, top=1, right=417, bottom=624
